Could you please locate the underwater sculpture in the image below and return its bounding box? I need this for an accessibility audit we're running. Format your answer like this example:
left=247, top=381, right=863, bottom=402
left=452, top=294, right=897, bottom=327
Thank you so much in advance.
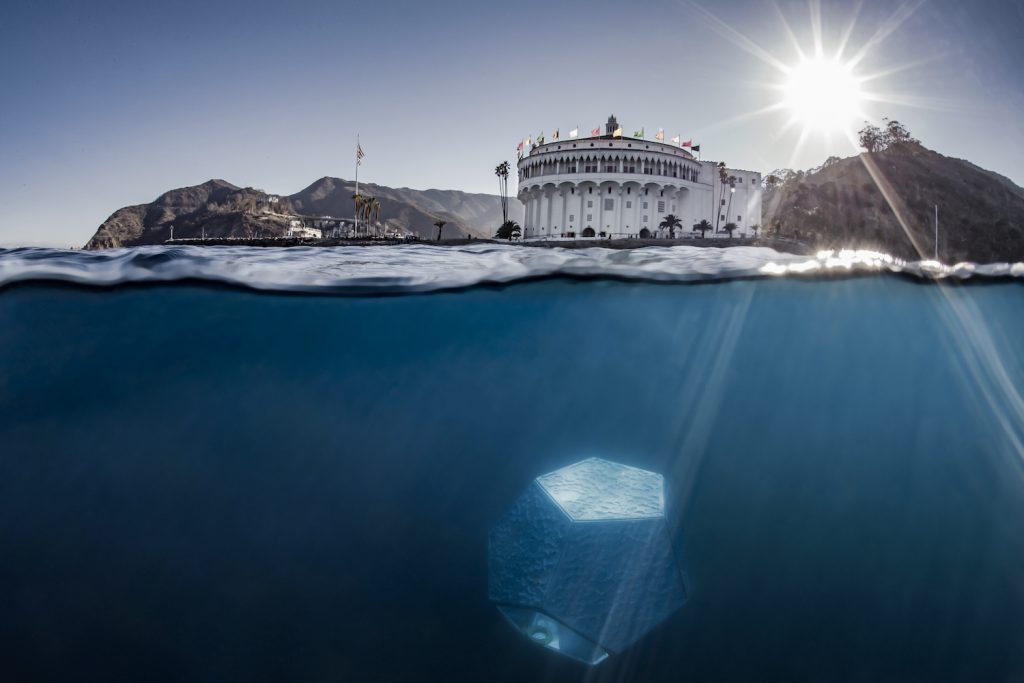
left=488, top=457, right=688, bottom=665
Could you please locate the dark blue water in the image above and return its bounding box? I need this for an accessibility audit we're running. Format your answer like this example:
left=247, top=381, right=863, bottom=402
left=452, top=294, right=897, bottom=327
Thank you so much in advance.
left=2, top=277, right=1024, bottom=681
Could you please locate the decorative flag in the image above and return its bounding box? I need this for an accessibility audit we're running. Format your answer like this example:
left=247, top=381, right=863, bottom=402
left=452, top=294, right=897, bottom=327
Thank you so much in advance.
left=517, top=140, right=524, bottom=158
left=356, top=143, right=365, bottom=166
left=612, top=127, right=623, bottom=138
left=681, top=140, right=693, bottom=148
left=655, top=129, right=665, bottom=141
left=691, top=144, right=701, bottom=153
left=591, top=126, right=601, bottom=136
left=537, top=132, right=545, bottom=145
left=552, top=129, right=560, bottom=141
left=671, top=135, right=680, bottom=145
left=526, top=136, right=532, bottom=146
left=569, top=128, right=579, bottom=139
left=633, top=128, right=644, bottom=138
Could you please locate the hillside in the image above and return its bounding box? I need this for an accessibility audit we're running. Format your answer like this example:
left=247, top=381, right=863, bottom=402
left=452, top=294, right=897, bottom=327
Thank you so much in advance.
left=288, top=177, right=524, bottom=240
left=84, top=180, right=283, bottom=250
left=763, top=144, right=1024, bottom=262
left=85, top=178, right=524, bottom=249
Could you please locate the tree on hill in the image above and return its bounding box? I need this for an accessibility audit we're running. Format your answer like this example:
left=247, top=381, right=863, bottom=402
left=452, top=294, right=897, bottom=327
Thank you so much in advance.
left=858, top=123, right=885, bottom=152
left=659, top=214, right=682, bottom=239
left=434, top=219, right=447, bottom=241
left=496, top=220, right=521, bottom=240
left=858, top=118, right=920, bottom=153
left=693, top=219, right=713, bottom=238
left=882, top=117, right=919, bottom=147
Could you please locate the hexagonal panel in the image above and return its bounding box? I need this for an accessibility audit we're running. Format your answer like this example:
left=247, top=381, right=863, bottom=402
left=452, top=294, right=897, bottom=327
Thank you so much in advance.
left=536, top=457, right=664, bottom=521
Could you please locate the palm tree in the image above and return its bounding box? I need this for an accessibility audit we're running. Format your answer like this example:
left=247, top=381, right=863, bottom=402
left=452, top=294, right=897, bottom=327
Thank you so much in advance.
left=369, top=197, right=381, bottom=236
left=751, top=224, right=761, bottom=239
left=724, top=176, right=737, bottom=227
left=723, top=222, right=739, bottom=238
left=658, top=214, right=682, bottom=239
left=495, top=161, right=511, bottom=226
left=352, top=193, right=366, bottom=235
left=496, top=220, right=520, bottom=240
left=693, top=219, right=713, bottom=238
left=715, top=163, right=729, bottom=233
left=354, top=195, right=380, bottom=235
left=434, top=219, right=447, bottom=241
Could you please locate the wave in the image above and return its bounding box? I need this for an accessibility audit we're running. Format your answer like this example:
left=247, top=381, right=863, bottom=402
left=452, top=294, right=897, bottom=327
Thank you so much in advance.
left=0, top=244, right=1022, bottom=294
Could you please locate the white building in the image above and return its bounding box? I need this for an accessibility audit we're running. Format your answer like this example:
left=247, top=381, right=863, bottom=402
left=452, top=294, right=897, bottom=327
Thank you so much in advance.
left=517, top=115, right=761, bottom=239
left=287, top=221, right=322, bottom=239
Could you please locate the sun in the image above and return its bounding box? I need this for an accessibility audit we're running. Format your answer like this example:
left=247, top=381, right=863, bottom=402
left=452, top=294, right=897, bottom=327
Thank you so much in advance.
left=684, top=0, right=931, bottom=162
left=783, top=57, right=864, bottom=134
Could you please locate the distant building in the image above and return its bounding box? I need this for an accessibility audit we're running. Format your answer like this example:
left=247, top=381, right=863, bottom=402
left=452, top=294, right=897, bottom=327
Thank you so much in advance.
left=287, top=222, right=322, bottom=239
left=517, top=115, right=762, bottom=239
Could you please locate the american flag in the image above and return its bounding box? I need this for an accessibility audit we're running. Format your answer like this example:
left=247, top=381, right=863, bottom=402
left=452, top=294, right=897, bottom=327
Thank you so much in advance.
left=356, top=143, right=365, bottom=166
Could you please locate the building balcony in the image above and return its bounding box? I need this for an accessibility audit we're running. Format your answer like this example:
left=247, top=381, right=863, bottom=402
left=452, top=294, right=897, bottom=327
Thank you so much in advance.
left=518, top=171, right=707, bottom=192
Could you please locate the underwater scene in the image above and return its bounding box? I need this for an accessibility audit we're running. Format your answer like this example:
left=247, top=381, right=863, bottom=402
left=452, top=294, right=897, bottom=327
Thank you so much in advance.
left=2, top=245, right=1024, bottom=681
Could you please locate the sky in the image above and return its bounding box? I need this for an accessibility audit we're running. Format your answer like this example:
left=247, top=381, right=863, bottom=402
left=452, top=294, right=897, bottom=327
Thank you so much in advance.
left=1, top=0, right=1022, bottom=247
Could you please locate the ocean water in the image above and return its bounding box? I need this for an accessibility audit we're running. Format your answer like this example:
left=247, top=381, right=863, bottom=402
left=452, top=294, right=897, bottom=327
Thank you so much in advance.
left=1, top=245, right=1024, bottom=682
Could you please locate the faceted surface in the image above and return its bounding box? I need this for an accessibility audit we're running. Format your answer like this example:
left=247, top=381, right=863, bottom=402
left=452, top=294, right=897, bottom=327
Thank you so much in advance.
left=488, top=482, right=571, bottom=609
left=539, top=517, right=686, bottom=653
left=489, top=459, right=687, bottom=664
left=536, top=457, right=664, bottom=521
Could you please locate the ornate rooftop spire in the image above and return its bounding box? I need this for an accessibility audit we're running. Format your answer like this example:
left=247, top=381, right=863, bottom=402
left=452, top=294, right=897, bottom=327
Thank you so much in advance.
left=605, top=115, right=619, bottom=136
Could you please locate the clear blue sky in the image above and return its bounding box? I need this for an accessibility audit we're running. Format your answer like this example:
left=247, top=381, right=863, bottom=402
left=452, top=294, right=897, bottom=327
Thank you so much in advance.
left=1, top=0, right=1022, bottom=246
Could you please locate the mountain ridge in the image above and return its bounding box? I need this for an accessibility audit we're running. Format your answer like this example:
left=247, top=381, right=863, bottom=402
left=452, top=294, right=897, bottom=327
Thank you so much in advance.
left=85, top=178, right=524, bottom=249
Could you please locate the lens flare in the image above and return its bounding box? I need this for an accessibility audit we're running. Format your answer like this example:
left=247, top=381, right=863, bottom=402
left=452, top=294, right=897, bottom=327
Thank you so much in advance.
left=783, top=57, right=864, bottom=133
left=684, top=0, right=932, bottom=161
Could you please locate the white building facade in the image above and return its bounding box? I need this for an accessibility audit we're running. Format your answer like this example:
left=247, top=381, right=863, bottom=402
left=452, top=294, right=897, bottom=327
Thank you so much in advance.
left=517, top=116, right=762, bottom=239
left=287, top=222, right=323, bottom=239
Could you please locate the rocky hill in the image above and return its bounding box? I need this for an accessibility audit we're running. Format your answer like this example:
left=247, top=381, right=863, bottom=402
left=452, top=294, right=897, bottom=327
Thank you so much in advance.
left=85, top=180, right=279, bottom=250
left=288, top=177, right=523, bottom=241
left=85, top=178, right=524, bottom=249
left=763, top=144, right=1024, bottom=262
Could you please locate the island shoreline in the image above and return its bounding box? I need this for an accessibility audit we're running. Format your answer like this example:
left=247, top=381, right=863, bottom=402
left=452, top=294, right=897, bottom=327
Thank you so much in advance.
left=162, top=236, right=816, bottom=255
